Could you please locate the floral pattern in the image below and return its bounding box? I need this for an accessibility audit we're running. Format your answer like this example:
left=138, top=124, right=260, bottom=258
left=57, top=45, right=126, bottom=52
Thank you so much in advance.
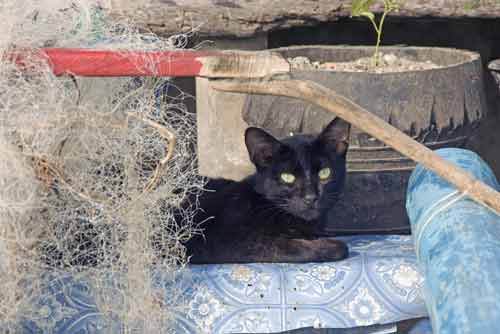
left=310, top=264, right=337, bottom=281
left=226, top=311, right=274, bottom=333
left=223, top=265, right=273, bottom=298
left=289, top=263, right=349, bottom=298
left=187, top=285, right=227, bottom=331
left=393, top=265, right=421, bottom=288
left=230, top=265, right=255, bottom=282
left=28, top=295, right=79, bottom=330
left=375, top=260, right=425, bottom=304
left=297, top=314, right=324, bottom=329
left=344, top=287, right=385, bottom=326
left=20, top=236, right=428, bottom=333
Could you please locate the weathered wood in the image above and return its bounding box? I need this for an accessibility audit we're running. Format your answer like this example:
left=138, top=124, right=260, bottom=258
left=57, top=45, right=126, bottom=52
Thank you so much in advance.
left=211, top=78, right=500, bottom=214
left=109, top=0, right=500, bottom=38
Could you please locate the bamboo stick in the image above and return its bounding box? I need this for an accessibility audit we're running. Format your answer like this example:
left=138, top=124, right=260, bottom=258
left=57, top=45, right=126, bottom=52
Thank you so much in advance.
left=210, top=78, right=500, bottom=215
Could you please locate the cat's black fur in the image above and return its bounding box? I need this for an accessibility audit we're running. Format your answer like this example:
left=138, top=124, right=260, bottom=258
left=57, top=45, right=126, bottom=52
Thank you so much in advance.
left=184, top=118, right=351, bottom=264
left=40, top=118, right=350, bottom=268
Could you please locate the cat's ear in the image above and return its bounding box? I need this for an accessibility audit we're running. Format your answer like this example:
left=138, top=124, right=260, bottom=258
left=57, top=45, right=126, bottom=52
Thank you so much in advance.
left=245, top=127, right=283, bottom=168
left=319, top=117, right=351, bottom=156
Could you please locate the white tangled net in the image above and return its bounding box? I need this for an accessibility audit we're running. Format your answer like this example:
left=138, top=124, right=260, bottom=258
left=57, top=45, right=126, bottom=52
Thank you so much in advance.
left=0, top=1, right=204, bottom=332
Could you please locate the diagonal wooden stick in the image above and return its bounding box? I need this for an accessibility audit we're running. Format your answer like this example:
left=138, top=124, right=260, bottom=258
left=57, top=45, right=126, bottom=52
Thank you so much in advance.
left=210, top=78, right=500, bottom=215
left=8, top=47, right=500, bottom=213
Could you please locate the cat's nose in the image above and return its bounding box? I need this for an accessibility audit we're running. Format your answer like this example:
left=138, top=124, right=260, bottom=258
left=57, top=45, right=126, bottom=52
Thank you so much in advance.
left=304, top=193, right=318, bottom=206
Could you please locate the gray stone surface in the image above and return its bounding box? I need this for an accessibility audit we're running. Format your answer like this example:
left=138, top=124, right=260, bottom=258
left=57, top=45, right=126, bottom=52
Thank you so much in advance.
left=109, top=0, right=500, bottom=38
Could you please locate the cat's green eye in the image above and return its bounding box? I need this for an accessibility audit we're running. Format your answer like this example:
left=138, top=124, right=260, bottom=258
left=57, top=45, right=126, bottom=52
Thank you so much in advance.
left=280, top=172, right=296, bottom=184
left=318, top=167, right=332, bottom=180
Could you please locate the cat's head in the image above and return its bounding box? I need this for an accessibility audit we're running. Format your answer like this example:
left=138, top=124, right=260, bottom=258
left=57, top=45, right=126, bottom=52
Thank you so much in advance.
left=245, top=118, right=351, bottom=221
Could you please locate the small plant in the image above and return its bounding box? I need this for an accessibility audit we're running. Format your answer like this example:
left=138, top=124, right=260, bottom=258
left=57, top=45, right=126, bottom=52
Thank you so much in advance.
left=351, top=0, right=400, bottom=66
left=463, top=0, right=481, bottom=10
left=464, top=0, right=500, bottom=11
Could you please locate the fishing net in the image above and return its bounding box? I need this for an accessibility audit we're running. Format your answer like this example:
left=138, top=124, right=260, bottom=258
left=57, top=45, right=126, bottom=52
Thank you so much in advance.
left=0, top=1, right=204, bottom=332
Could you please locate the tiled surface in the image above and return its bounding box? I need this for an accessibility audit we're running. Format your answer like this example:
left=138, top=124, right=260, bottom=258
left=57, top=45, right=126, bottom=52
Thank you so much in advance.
left=179, top=236, right=426, bottom=333
left=21, top=235, right=427, bottom=333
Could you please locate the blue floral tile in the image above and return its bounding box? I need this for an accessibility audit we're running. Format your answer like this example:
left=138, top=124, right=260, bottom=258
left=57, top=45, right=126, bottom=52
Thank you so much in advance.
left=203, top=264, right=281, bottom=304
left=337, top=284, right=394, bottom=326
left=369, top=259, right=424, bottom=309
left=217, top=309, right=283, bottom=333
left=20, top=235, right=428, bottom=333
left=285, top=308, right=349, bottom=330
left=178, top=236, right=427, bottom=332
left=283, top=261, right=360, bottom=305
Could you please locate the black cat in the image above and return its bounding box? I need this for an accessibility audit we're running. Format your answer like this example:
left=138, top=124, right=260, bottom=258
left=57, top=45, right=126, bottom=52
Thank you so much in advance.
left=184, top=117, right=351, bottom=264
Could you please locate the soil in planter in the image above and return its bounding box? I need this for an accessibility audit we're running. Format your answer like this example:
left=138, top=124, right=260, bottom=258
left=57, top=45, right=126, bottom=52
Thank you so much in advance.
left=288, top=52, right=439, bottom=73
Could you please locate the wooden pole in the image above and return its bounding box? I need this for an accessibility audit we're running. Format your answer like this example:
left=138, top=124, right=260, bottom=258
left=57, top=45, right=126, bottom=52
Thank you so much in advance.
left=210, top=78, right=500, bottom=215
left=8, top=48, right=289, bottom=78
left=8, top=47, right=499, bottom=213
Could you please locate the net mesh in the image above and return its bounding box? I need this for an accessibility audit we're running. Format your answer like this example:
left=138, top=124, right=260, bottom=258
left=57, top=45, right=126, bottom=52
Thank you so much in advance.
left=0, top=1, right=204, bottom=332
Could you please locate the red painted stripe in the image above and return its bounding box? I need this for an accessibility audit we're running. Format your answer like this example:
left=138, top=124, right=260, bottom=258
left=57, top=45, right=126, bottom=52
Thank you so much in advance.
left=11, top=48, right=221, bottom=77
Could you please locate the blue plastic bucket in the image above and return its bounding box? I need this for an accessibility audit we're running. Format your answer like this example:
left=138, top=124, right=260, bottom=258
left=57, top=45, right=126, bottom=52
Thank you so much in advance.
left=406, top=148, right=500, bottom=333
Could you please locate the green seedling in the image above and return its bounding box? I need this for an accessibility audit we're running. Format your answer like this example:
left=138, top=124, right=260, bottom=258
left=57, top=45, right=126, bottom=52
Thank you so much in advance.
left=351, top=0, right=400, bottom=66
left=464, top=0, right=500, bottom=11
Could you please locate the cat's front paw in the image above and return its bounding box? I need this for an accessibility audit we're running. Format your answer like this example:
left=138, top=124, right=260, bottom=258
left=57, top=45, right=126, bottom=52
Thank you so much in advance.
left=287, top=238, right=348, bottom=263
left=314, top=238, right=348, bottom=262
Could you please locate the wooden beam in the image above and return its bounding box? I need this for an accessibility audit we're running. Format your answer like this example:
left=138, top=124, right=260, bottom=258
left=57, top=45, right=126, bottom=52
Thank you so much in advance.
left=211, top=78, right=500, bottom=214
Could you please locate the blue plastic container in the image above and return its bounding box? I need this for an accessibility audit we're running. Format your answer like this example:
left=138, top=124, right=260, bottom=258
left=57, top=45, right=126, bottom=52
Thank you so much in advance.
left=406, top=148, right=500, bottom=334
